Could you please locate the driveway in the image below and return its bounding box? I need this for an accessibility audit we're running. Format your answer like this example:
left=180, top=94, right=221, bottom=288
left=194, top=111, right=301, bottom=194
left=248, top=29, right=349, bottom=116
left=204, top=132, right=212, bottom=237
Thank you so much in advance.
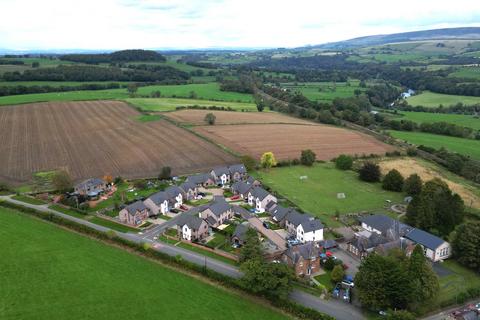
left=247, top=216, right=286, bottom=251
left=331, top=248, right=361, bottom=275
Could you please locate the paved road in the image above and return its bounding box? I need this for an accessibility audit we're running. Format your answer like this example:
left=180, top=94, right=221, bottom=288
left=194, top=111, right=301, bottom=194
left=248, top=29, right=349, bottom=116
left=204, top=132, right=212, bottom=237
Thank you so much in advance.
left=0, top=196, right=365, bottom=320
left=422, top=298, right=480, bottom=320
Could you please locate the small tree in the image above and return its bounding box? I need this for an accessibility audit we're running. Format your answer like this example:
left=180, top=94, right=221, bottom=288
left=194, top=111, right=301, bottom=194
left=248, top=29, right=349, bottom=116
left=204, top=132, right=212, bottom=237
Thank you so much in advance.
left=114, top=176, right=124, bottom=185
left=32, top=61, right=40, bottom=68
left=52, top=170, right=73, bottom=193
left=300, top=149, right=316, bottom=166
left=241, top=155, right=256, bottom=171
left=260, top=152, right=277, bottom=170
left=256, top=101, right=265, bottom=112
left=359, top=162, right=381, bottom=182
left=127, top=83, right=138, bottom=97
left=382, top=169, right=404, bottom=192
left=335, top=154, right=353, bottom=170
left=403, top=174, right=423, bottom=196
left=204, top=113, right=216, bottom=125
left=133, top=179, right=147, bottom=190
left=239, top=228, right=263, bottom=263
left=158, top=166, right=172, bottom=180
left=331, top=264, right=345, bottom=283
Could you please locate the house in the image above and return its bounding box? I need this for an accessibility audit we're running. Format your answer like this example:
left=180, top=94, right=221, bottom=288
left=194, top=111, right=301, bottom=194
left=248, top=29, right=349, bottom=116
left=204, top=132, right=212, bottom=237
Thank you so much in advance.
left=231, top=223, right=250, bottom=246
left=232, top=205, right=251, bottom=220
left=282, top=242, right=321, bottom=277
left=359, top=214, right=413, bottom=238
left=228, top=164, right=247, bottom=181
left=74, top=178, right=108, bottom=197
left=247, top=187, right=277, bottom=213
left=269, top=205, right=291, bottom=226
left=179, top=181, right=198, bottom=201
left=347, top=231, right=390, bottom=259
left=186, top=173, right=215, bottom=187
left=199, top=197, right=233, bottom=228
left=245, top=176, right=261, bottom=187
left=404, top=228, right=451, bottom=262
left=165, top=185, right=184, bottom=208
left=284, top=210, right=313, bottom=235
left=177, top=214, right=209, bottom=242
left=144, top=191, right=170, bottom=215
left=119, top=201, right=150, bottom=226
left=231, top=181, right=252, bottom=199
left=211, top=166, right=231, bottom=186
left=297, top=219, right=324, bottom=243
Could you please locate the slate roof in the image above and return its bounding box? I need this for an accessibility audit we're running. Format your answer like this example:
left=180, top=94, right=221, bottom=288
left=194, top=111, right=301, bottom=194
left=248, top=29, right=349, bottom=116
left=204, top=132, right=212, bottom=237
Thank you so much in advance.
left=250, top=186, right=271, bottom=201
left=232, top=206, right=251, bottom=219
left=231, top=181, right=252, bottom=195
left=212, top=166, right=230, bottom=176
left=186, top=173, right=212, bottom=185
left=182, top=215, right=206, bottom=231
left=270, top=205, right=291, bottom=222
left=284, top=242, right=320, bottom=263
left=125, top=201, right=148, bottom=215
left=228, top=164, right=246, bottom=174
left=318, top=239, right=337, bottom=249
left=232, top=223, right=249, bottom=242
left=179, top=181, right=196, bottom=192
left=405, top=228, right=446, bottom=250
left=300, top=219, right=324, bottom=233
left=207, top=197, right=231, bottom=217
left=165, top=185, right=184, bottom=198
left=350, top=232, right=389, bottom=252
left=147, top=191, right=170, bottom=205
left=245, top=176, right=257, bottom=184
left=75, top=178, right=105, bottom=190
left=359, top=214, right=413, bottom=237
left=205, top=216, right=217, bottom=226
left=286, top=210, right=313, bottom=227
left=265, top=201, right=277, bottom=212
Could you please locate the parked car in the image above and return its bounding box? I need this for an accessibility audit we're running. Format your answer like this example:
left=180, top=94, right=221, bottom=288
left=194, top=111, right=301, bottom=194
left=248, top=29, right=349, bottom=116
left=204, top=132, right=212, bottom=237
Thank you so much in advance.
left=333, top=284, right=341, bottom=298
left=230, top=195, right=240, bottom=201
left=343, top=287, right=350, bottom=301
left=198, top=192, right=206, bottom=197
left=342, top=275, right=354, bottom=288
left=262, top=222, right=270, bottom=229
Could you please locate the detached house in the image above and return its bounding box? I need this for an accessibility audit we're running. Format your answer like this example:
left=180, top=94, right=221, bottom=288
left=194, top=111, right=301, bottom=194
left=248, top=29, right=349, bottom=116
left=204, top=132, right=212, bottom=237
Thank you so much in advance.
left=165, top=185, right=184, bottom=208
left=247, top=187, right=277, bottom=213
left=177, top=215, right=209, bottom=242
left=231, top=181, right=252, bottom=199
left=119, top=201, right=150, bottom=226
left=179, top=181, right=198, bottom=201
left=228, top=164, right=247, bottom=181
left=231, top=223, right=250, bottom=246
left=144, top=191, right=170, bottom=215
left=186, top=173, right=215, bottom=187
left=282, top=242, right=321, bottom=277
left=284, top=210, right=324, bottom=243
left=199, top=197, right=233, bottom=228
left=269, top=205, right=291, bottom=226
left=74, top=178, right=108, bottom=197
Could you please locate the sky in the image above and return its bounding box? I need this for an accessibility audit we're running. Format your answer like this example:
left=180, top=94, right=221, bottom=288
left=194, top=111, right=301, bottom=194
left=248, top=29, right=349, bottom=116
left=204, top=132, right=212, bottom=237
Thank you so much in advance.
left=1, top=0, right=480, bottom=51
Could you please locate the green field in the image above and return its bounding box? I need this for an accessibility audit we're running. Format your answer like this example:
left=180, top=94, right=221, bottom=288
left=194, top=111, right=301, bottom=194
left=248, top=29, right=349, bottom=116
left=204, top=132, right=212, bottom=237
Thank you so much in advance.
left=128, top=97, right=257, bottom=112
left=389, top=130, right=480, bottom=160
left=406, top=91, right=480, bottom=108
left=395, top=111, right=480, bottom=130
left=0, top=81, right=131, bottom=87
left=281, top=81, right=365, bottom=102
left=448, top=66, right=480, bottom=80
left=437, top=260, right=480, bottom=306
left=254, top=163, right=404, bottom=227
left=11, top=194, right=46, bottom=205
left=0, top=207, right=288, bottom=320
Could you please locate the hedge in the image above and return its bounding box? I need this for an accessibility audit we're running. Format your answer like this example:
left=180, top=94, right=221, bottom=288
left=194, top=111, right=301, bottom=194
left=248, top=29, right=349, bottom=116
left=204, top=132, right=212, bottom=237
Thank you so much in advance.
left=0, top=200, right=334, bottom=320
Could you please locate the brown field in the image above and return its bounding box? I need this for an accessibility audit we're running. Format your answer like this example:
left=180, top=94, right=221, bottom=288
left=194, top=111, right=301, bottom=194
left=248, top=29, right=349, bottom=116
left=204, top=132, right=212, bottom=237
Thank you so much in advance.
left=194, top=123, right=394, bottom=161
left=164, top=109, right=315, bottom=125
left=379, top=158, right=480, bottom=209
left=0, top=101, right=237, bottom=184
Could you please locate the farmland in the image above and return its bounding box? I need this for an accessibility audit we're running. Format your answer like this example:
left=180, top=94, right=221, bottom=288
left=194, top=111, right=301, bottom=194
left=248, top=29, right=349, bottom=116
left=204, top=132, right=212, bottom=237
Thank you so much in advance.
left=165, top=109, right=314, bottom=125
left=406, top=90, right=480, bottom=107
left=0, top=207, right=289, bottom=320
left=195, top=123, right=394, bottom=161
left=127, top=98, right=257, bottom=112
left=254, top=163, right=404, bottom=226
left=448, top=66, right=480, bottom=80
left=393, top=111, right=480, bottom=130
left=280, top=81, right=365, bottom=102
left=388, top=130, right=480, bottom=161
left=0, top=101, right=237, bottom=185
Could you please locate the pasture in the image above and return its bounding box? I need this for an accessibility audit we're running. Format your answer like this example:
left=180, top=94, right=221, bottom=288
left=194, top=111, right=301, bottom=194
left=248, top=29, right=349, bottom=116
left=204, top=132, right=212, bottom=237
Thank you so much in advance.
left=164, top=109, right=314, bottom=125
left=195, top=123, right=393, bottom=161
left=0, top=101, right=237, bottom=185
left=280, top=81, right=364, bottom=102
left=448, top=66, right=480, bottom=80
left=254, top=163, right=404, bottom=226
left=395, top=111, right=480, bottom=130
left=127, top=98, right=257, bottom=112
left=0, top=207, right=289, bottom=320
left=388, top=130, right=480, bottom=160
left=406, top=91, right=480, bottom=107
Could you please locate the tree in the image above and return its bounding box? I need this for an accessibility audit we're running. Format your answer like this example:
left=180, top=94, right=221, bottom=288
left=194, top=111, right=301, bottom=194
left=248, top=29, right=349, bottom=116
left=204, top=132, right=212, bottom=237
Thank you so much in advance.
left=323, top=257, right=336, bottom=271
left=204, top=113, right=216, bottom=125
left=52, top=170, right=73, bottom=192
left=260, top=152, right=277, bottom=170
left=241, top=155, right=256, bottom=171
left=331, top=264, right=345, bottom=283
left=256, top=101, right=265, bottom=112
left=158, top=166, right=171, bottom=180
left=385, top=310, right=416, bottom=320
left=335, top=154, right=353, bottom=170
left=114, top=176, right=124, bottom=185
left=127, top=83, right=138, bottom=97
left=189, top=91, right=197, bottom=99
left=407, top=245, right=439, bottom=306
left=452, top=221, right=480, bottom=272
left=382, top=169, right=404, bottom=192
left=359, top=162, right=381, bottom=182
left=31, top=61, right=40, bottom=68
left=300, top=149, right=316, bottom=166
left=403, top=174, right=423, bottom=196
left=239, top=228, right=263, bottom=263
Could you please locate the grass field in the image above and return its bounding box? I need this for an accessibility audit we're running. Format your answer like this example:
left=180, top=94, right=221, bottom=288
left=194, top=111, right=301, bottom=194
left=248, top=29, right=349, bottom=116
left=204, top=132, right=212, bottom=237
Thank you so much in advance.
left=388, top=130, right=480, bottom=161
left=280, top=81, right=364, bottom=102
left=437, top=260, right=480, bottom=306
left=448, top=66, right=480, bottom=80
left=406, top=91, right=480, bottom=107
left=88, top=216, right=139, bottom=233
left=253, top=163, right=404, bottom=227
left=0, top=81, right=131, bottom=87
left=11, top=194, right=46, bottom=205
left=0, top=207, right=288, bottom=320
left=127, top=97, right=257, bottom=112
left=395, top=111, right=480, bottom=130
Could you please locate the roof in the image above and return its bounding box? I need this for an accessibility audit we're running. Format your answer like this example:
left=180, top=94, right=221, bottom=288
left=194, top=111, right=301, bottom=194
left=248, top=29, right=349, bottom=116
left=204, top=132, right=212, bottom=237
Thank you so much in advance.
left=265, top=201, right=277, bottom=212
left=250, top=186, right=271, bottom=201
left=179, top=181, right=196, bottom=192
left=182, top=215, right=206, bottom=231
left=300, top=219, right=324, bottom=233
left=205, top=215, right=217, bottom=226
left=125, top=201, right=148, bottom=215
left=405, top=228, right=446, bottom=250
left=232, top=206, right=251, bottom=219
left=186, top=173, right=212, bottom=185
left=245, top=176, right=257, bottom=184
left=359, top=214, right=413, bottom=237
left=286, top=210, right=313, bottom=227
left=212, top=166, right=230, bottom=176
left=270, top=205, right=291, bottom=222
left=232, top=223, right=249, bottom=242
left=318, top=239, right=337, bottom=249
left=284, top=242, right=320, bottom=264
left=350, top=232, right=389, bottom=252
left=165, top=185, right=184, bottom=198
left=147, top=191, right=170, bottom=205
left=231, top=181, right=252, bottom=195
left=207, top=197, right=231, bottom=217
left=75, top=178, right=105, bottom=190
left=229, top=164, right=246, bottom=174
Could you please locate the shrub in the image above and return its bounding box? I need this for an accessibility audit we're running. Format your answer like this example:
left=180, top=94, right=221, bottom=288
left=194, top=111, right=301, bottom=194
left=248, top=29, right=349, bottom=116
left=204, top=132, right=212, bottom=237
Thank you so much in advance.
left=204, top=113, right=216, bottom=125
left=382, top=169, right=404, bottom=192
left=335, top=154, right=353, bottom=170
left=300, top=149, right=316, bottom=166
left=403, top=174, right=423, bottom=196
left=133, top=179, right=147, bottom=190
left=359, top=162, right=381, bottom=182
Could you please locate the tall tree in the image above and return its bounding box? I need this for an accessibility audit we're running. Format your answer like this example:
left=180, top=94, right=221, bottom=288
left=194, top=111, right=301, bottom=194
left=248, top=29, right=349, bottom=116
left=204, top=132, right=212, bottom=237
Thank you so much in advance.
left=260, top=152, right=277, bottom=170
left=127, top=83, right=138, bottom=97
left=52, top=170, right=73, bottom=193
left=403, top=174, right=423, bottom=196
left=300, top=149, right=316, bottom=166
left=452, top=221, right=480, bottom=272
left=382, top=169, right=404, bottom=192
left=239, top=228, right=263, bottom=263
left=359, top=162, right=381, bottom=182
left=158, top=166, right=171, bottom=180
left=407, top=245, right=439, bottom=306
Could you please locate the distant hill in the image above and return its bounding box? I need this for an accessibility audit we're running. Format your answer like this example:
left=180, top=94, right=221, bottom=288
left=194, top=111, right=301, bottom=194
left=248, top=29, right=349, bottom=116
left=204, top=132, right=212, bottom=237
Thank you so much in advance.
left=311, top=27, right=480, bottom=49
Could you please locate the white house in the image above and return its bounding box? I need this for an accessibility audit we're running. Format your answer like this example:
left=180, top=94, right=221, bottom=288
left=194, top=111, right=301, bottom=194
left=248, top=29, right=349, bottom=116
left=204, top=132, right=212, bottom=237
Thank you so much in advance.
left=247, top=187, right=277, bottom=213
left=144, top=191, right=170, bottom=215
left=404, top=229, right=451, bottom=262
left=165, top=186, right=184, bottom=208
left=211, top=167, right=231, bottom=186
left=296, top=220, right=324, bottom=243
left=177, top=215, right=209, bottom=242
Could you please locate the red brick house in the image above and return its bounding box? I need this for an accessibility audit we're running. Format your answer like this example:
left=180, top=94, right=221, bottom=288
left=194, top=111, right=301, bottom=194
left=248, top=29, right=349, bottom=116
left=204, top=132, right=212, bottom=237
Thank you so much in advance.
left=282, top=242, right=321, bottom=277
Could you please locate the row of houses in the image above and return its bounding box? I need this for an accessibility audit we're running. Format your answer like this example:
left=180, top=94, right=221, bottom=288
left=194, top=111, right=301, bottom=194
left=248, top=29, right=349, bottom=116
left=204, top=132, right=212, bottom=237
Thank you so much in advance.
left=347, top=214, right=451, bottom=262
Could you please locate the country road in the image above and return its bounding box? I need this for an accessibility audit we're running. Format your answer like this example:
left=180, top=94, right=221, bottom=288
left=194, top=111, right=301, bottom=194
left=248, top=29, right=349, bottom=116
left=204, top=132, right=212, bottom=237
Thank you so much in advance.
left=0, top=195, right=365, bottom=320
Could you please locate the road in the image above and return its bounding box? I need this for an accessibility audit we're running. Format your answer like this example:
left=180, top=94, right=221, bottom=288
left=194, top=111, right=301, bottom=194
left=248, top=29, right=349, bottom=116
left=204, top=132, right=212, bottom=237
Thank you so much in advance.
left=0, top=195, right=365, bottom=320
left=422, top=298, right=480, bottom=320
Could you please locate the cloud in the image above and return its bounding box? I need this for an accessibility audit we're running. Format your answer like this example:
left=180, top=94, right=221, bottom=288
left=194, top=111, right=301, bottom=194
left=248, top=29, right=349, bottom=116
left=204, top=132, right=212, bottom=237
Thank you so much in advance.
left=0, top=0, right=479, bottom=50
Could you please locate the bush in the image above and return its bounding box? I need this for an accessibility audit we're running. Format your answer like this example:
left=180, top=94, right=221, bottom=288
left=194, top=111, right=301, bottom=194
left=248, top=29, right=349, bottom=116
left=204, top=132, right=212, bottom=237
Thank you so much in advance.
left=114, top=176, right=124, bottom=185
left=158, top=166, right=171, bottom=180
left=300, top=149, right=316, bottom=166
left=382, top=169, right=404, bottom=192
left=323, top=257, right=336, bottom=271
left=335, top=155, right=353, bottom=170
left=204, top=113, right=216, bottom=125
left=359, top=162, right=381, bottom=182
left=403, top=174, right=423, bottom=196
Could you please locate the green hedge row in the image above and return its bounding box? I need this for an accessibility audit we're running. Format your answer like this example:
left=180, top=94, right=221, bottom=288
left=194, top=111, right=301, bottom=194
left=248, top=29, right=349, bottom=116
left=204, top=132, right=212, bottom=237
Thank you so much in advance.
left=0, top=200, right=333, bottom=320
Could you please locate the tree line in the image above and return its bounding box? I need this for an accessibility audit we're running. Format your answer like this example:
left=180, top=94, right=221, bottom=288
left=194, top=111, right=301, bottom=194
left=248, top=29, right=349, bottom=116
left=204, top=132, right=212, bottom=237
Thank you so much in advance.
left=59, top=49, right=166, bottom=64
left=383, top=119, right=480, bottom=139
left=0, top=82, right=126, bottom=97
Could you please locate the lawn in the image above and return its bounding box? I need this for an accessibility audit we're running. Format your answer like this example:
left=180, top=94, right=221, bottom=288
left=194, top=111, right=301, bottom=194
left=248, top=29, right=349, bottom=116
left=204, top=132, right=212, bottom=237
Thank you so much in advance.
left=388, top=130, right=480, bottom=161
left=406, top=90, right=480, bottom=108
left=127, top=97, right=257, bottom=112
left=0, top=207, right=288, bottom=320
left=88, top=216, right=139, bottom=233
left=136, top=114, right=163, bottom=122
left=394, top=111, right=480, bottom=131
left=253, top=163, right=404, bottom=227
left=176, top=242, right=238, bottom=266
left=437, top=260, right=480, bottom=305
left=49, top=204, right=87, bottom=219
left=207, top=233, right=228, bottom=248
left=314, top=271, right=334, bottom=292
left=12, top=194, right=46, bottom=205
left=280, top=81, right=365, bottom=103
